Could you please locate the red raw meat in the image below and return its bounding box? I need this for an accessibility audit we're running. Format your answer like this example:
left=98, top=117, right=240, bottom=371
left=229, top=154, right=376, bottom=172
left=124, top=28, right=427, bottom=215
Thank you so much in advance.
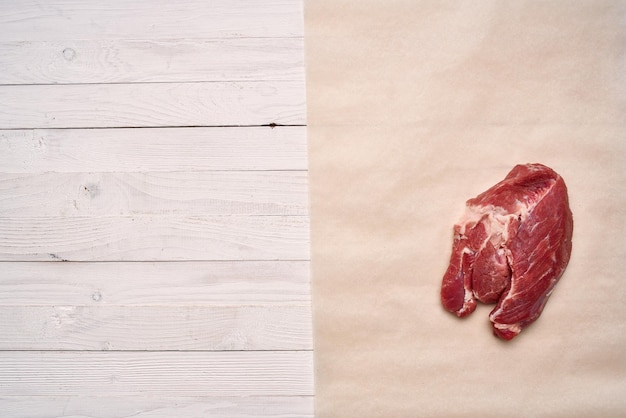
left=440, top=163, right=573, bottom=340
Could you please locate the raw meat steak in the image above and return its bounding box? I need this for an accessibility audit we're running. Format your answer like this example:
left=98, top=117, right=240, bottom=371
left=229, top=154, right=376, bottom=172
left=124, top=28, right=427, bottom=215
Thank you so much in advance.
left=440, top=163, right=573, bottom=340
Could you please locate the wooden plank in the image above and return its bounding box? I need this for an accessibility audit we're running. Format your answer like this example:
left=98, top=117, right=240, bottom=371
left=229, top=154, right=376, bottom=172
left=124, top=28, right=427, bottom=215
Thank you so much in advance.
left=0, top=171, right=308, bottom=217
left=0, top=38, right=304, bottom=85
left=0, top=81, right=305, bottom=129
left=0, top=396, right=314, bottom=418
left=0, top=0, right=304, bottom=41
left=0, top=261, right=310, bottom=305
left=0, top=304, right=312, bottom=350
left=0, top=216, right=309, bottom=261
left=0, top=127, right=308, bottom=173
left=0, top=351, right=314, bottom=396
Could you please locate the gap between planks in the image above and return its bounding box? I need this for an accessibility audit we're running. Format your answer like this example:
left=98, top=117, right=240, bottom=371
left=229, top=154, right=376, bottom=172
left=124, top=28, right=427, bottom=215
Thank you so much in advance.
left=0, top=259, right=311, bottom=263
left=0, top=123, right=307, bottom=129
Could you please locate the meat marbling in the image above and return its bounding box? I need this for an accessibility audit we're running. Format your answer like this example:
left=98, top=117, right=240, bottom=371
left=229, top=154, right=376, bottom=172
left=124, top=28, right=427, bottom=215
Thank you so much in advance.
left=440, top=163, right=573, bottom=340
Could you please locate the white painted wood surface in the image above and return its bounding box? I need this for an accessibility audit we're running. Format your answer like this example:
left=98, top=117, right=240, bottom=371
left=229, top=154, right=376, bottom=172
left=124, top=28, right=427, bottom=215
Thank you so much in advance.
left=0, top=127, right=307, bottom=172
left=0, top=261, right=311, bottom=305
left=0, top=351, right=313, bottom=396
left=0, top=0, right=312, bottom=416
left=0, top=396, right=315, bottom=418
left=0, top=171, right=308, bottom=216
left=0, top=305, right=312, bottom=350
left=0, top=0, right=304, bottom=41
left=0, top=215, right=309, bottom=261
left=0, top=81, right=306, bottom=129
left=0, top=39, right=305, bottom=84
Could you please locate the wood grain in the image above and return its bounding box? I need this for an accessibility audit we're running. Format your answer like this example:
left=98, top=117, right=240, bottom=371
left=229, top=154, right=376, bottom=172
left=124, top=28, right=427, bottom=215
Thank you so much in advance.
left=0, top=261, right=310, bottom=305
left=0, top=81, right=306, bottom=129
left=0, top=171, right=308, bottom=216
left=0, top=351, right=314, bottom=396
left=1, top=0, right=312, bottom=414
left=0, top=216, right=309, bottom=261
left=0, top=127, right=308, bottom=173
left=0, top=38, right=304, bottom=84
left=0, top=304, right=312, bottom=350
left=0, top=396, right=314, bottom=418
left=0, top=0, right=304, bottom=41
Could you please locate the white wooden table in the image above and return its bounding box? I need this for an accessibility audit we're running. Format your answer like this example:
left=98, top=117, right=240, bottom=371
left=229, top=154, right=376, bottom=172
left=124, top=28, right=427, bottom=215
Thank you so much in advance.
left=0, top=1, right=313, bottom=416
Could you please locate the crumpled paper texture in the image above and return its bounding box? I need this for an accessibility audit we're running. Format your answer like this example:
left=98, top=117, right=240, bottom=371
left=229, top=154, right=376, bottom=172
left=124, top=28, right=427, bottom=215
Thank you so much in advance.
left=306, top=1, right=626, bottom=417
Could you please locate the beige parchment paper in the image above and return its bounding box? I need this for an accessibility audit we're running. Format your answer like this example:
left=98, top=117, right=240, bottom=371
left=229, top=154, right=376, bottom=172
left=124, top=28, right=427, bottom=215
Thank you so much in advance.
left=306, top=1, right=626, bottom=417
